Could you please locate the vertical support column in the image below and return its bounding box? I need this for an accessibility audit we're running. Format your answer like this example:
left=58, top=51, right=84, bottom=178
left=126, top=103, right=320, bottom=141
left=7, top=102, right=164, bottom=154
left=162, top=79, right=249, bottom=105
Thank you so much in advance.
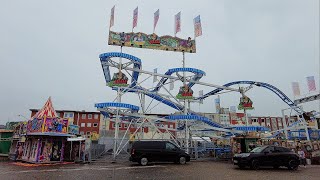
left=239, top=88, right=249, bottom=135
left=305, top=121, right=310, bottom=141
left=282, top=109, right=289, bottom=140
left=299, top=106, right=310, bottom=141
left=243, top=108, right=249, bottom=133
left=141, top=94, right=145, bottom=140
left=113, top=46, right=123, bottom=161
left=141, top=94, right=146, bottom=113
left=61, top=138, right=65, bottom=162
left=35, top=138, right=41, bottom=162
left=182, top=52, right=189, bottom=154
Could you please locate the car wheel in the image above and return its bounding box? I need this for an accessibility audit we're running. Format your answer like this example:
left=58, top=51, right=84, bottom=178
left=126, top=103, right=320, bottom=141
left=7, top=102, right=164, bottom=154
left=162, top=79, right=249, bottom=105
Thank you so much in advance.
left=140, top=157, right=148, bottom=166
left=250, top=159, right=260, bottom=170
left=287, top=159, right=299, bottom=170
left=238, top=165, right=246, bottom=169
left=179, top=156, right=186, bottom=165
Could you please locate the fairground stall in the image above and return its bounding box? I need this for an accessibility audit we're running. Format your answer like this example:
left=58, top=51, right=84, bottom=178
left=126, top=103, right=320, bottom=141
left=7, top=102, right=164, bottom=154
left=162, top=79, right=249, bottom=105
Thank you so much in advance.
left=0, top=129, right=13, bottom=160
left=8, top=121, right=27, bottom=161
left=18, top=98, right=76, bottom=163
left=231, top=126, right=269, bottom=154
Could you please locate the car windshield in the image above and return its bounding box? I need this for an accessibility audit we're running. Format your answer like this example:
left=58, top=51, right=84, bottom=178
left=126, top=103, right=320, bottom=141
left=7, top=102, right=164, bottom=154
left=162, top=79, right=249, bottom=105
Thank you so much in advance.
left=250, top=146, right=265, bottom=153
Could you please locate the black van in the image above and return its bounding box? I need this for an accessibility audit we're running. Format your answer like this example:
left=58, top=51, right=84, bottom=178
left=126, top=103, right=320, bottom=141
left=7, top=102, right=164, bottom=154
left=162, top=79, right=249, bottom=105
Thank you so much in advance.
left=129, top=141, right=190, bottom=166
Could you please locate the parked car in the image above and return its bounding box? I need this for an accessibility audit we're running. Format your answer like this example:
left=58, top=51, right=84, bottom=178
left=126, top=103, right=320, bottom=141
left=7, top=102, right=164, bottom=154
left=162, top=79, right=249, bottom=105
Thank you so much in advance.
left=233, top=145, right=300, bottom=170
left=129, top=141, right=190, bottom=166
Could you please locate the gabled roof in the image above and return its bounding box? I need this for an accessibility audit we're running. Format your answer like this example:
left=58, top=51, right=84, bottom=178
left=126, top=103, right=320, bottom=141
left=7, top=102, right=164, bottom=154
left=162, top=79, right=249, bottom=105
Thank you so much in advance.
left=32, top=97, right=57, bottom=119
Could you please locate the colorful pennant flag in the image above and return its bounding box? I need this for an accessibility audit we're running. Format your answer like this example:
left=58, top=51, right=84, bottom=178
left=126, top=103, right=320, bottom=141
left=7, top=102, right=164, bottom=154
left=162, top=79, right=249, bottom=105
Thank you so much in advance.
left=230, top=106, right=237, bottom=113
left=110, top=5, right=115, bottom=29
left=215, top=96, right=221, bottom=113
left=199, top=90, right=203, bottom=104
left=170, top=78, right=174, bottom=90
left=292, top=82, right=301, bottom=96
left=133, top=7, right=138, bottom=30
left=154, top=9, right=159, bottom=33
left=174, top=12, right=181, bottom=36
left=194, top=15, right=202, bottom=37
left=153, top=68, right=158, bottom=83
left=306, top=76, right=316, bottom=92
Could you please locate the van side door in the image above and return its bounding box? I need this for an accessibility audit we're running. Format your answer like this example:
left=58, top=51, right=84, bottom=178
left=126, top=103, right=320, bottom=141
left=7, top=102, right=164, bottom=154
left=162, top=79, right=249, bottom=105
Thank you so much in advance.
left=163, top=142, right=179, bottom=162
left=147, top=141, right=164, bottom=162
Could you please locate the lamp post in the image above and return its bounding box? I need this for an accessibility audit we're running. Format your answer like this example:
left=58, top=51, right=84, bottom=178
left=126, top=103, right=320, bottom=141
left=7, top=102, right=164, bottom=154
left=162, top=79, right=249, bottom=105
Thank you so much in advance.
left=18, top=114, right=29, bottom=121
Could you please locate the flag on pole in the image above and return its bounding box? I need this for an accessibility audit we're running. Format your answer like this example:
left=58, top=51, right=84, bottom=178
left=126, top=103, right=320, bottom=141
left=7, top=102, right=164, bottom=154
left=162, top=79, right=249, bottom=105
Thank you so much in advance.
left=170, top=78, right=174, bottom=90
left=153, top=68, right=158, bottom=83
left=110, top=5, right=115, bottom=29
left=230, top=106, right=236, bottom=113
left=215, top=96, right=221, bottom=113
left=292, top=82, right=301, bottom=96
left=153, top=9, right=159, bottom=32
left=174, top=12, right=181, bottom=36
left=194, top=15, right=202, bottom=37
left=306, top=76, right=316, bottom=92
left=133, top=7, right=138, bottom=30
left=199, top=90, right=203, bottom=104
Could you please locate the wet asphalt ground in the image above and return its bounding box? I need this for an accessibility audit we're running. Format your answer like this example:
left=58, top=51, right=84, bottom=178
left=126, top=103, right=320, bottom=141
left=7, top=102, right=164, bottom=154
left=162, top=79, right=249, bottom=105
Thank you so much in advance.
left=0, top=159, right=319, bottom=180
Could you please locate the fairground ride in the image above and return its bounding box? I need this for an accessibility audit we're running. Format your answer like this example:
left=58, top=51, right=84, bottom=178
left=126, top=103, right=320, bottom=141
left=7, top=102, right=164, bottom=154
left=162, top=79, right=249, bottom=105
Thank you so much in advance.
left=94, top=12, right=313, bottom=160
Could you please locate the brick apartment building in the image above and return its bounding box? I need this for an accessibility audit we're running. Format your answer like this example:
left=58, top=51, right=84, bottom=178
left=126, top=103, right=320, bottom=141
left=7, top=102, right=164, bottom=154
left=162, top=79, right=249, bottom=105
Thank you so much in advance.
left=101, top=113, right=177, bottom=138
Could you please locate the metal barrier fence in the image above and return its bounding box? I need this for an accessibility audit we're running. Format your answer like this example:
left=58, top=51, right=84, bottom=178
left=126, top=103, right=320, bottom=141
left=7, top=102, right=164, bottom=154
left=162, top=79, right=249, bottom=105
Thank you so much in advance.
left=90, top=143, right=106, bottom=160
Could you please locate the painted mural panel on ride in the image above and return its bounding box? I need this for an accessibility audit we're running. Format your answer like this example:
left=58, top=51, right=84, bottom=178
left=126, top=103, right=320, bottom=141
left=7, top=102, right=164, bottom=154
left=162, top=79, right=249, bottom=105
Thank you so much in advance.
left=108, top=31, right=196, bottom=53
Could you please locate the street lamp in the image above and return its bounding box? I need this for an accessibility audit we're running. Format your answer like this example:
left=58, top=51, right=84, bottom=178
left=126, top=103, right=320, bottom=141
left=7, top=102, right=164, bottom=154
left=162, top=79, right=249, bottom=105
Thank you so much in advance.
left=18, top=114, right=29, bottom=121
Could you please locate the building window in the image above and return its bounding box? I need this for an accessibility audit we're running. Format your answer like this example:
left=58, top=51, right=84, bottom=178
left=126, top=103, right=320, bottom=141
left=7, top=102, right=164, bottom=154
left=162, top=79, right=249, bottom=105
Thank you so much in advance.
left=80, top=131, right=84, bottom=135
left=87, top=123, right=92, bottom=127
left=261, top=118, right=265, bottom=123
left=86, top=131, right=91, bottom=135
left=93, top=123, right=98, bottom=127
left=56, top=112, right=61, bottom=117
left=88, top=114, right=92, bottom=119
left=94, top=114, right=99, bottom=119
left=68, top=113, right=74, bottom=118
left=63, top=112, right=74, bottom=118
left=251, top=118, right=257, bottom=123
left=124, top=123, right=128, bottom=128
left=112, top=123, right=115, bottom=128
left=82, top=114, right=86, bottom=119
left=81, top=123, right=85, bottom=127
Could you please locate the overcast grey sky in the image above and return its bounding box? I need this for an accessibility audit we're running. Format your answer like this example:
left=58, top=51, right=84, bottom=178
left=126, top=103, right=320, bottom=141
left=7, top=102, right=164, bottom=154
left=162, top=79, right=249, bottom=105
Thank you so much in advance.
left=0, top=0, right=319, bottom=124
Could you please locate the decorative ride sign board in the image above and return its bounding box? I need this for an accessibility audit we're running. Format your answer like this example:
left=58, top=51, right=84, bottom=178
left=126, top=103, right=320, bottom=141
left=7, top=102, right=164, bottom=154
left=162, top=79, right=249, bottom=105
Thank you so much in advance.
left=176, top=85, right=194, bottom=99
left=108, top=71, right=129, bottom=87
left=108, top=31, right=196, bottom=53
left=238, top=95, right=254, bottom=110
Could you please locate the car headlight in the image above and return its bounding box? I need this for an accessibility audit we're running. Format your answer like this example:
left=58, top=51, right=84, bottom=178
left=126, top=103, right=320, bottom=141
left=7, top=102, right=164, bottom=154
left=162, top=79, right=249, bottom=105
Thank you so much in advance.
left=233, top=154, right=241, bottom=157
left=241, top=154, right=250, bottom=157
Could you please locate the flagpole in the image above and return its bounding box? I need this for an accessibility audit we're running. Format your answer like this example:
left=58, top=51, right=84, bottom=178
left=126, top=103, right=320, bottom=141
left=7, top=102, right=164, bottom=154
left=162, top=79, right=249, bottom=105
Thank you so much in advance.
left=193, top=17, right=196, bottom=41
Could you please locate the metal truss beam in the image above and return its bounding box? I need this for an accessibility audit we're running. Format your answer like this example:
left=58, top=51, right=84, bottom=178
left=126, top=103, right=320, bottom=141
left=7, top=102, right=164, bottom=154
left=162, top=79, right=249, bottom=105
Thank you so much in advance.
left=294, top=94, right=320, bottom=104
